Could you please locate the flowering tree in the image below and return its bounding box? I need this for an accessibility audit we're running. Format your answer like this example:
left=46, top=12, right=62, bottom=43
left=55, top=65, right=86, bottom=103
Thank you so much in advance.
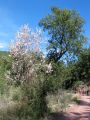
left=10, top=25, right=42, bottom=57
left=9, top=25, right=53, bottom=119
left=10, top=24, right=52, bottom=85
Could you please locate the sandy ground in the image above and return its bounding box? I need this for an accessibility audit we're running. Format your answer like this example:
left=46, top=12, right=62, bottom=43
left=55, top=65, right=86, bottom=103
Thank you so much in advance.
left=52, top=95, right=90, bottom=120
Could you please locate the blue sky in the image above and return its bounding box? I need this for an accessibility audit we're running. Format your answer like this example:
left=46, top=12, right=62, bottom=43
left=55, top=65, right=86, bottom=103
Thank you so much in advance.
left=0, top=0, right=90, bottom=51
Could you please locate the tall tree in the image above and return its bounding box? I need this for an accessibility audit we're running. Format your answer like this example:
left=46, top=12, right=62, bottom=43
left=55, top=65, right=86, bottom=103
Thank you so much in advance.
left=39, top=7, right=86, bottom=62
left=74, top=48, right=90, bottom=83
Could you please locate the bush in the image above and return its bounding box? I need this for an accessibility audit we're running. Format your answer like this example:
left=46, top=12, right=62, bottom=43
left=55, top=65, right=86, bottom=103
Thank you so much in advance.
left=17, top=83, right=49, bottom=120
left=47, top=90, right=72, bottom=112
left=12, top=87, right=21, bottom=101
left=72, top=96, right=81, bottom=104
left=9, top=25, right=52, bottom=120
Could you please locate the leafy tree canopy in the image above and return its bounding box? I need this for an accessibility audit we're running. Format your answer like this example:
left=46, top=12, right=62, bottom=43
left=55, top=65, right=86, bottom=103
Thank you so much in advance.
left=39, top=7, right=86, bottom=62
left=75, top=48, right=90, bottom=84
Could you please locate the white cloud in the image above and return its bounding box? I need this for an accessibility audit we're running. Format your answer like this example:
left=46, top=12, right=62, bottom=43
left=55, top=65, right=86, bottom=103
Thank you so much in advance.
left=0, top=43, right=4, bottom=48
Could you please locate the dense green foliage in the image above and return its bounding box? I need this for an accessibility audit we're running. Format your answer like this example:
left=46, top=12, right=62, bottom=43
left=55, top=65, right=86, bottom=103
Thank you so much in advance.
left=10, top=53, right=50, bottom=120
left=72, top=48, right=90, bottom=85
left=45, top=61, right=66, bottom=91
left=39, top=7, right=86, bottom=62
left=0, top=51, right=11, bottom=94
left=60, top=48, right=90, bottom=89
left=0, top=51, right=10, bottom=72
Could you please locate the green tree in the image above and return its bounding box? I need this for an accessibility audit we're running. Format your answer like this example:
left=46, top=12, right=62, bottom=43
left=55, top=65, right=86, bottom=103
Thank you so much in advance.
left=74, top=48, right=90, bottom=84
left=39, top=7, right=86, bottom=62
left=0, top=51, right=12, bottom=94
left=62, top=48, right=90, bottom=89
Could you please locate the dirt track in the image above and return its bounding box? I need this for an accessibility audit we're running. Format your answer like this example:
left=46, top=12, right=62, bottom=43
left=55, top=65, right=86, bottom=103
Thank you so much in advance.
left=52, top=95, right=90, bottom=120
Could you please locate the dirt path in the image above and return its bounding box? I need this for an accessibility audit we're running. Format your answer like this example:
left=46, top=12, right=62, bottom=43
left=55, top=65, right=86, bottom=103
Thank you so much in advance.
left=52, top=95, right=90, bottom=120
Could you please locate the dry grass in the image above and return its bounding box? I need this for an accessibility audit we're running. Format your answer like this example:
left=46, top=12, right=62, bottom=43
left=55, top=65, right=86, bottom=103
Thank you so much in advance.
left=46, top=90, right=73, bottom=112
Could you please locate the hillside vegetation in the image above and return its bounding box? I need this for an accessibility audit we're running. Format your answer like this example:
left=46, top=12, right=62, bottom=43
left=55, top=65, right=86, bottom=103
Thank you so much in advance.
left=0, top=51, right=11, bottom=94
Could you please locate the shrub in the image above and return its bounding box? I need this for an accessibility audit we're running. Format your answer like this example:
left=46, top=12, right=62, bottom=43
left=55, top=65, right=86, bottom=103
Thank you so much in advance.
left=47, top=90, right=72, bottom=112
left=9, top=25, right=52, bottom=120
left=72, top=96, right=81, bottom=104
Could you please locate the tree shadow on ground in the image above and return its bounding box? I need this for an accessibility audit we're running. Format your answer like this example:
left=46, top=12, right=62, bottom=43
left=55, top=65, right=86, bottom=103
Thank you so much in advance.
left=51, top=111, right=90, bottom=120
left=51, top=98, right=90, bottom=120
left=78, top=99, right=90, bottom=106
left=51, top=112, right=71, bottom=120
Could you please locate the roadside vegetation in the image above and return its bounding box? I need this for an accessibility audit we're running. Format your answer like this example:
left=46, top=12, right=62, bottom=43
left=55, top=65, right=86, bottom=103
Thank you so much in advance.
left=0, top=7, right=90, bottom=120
